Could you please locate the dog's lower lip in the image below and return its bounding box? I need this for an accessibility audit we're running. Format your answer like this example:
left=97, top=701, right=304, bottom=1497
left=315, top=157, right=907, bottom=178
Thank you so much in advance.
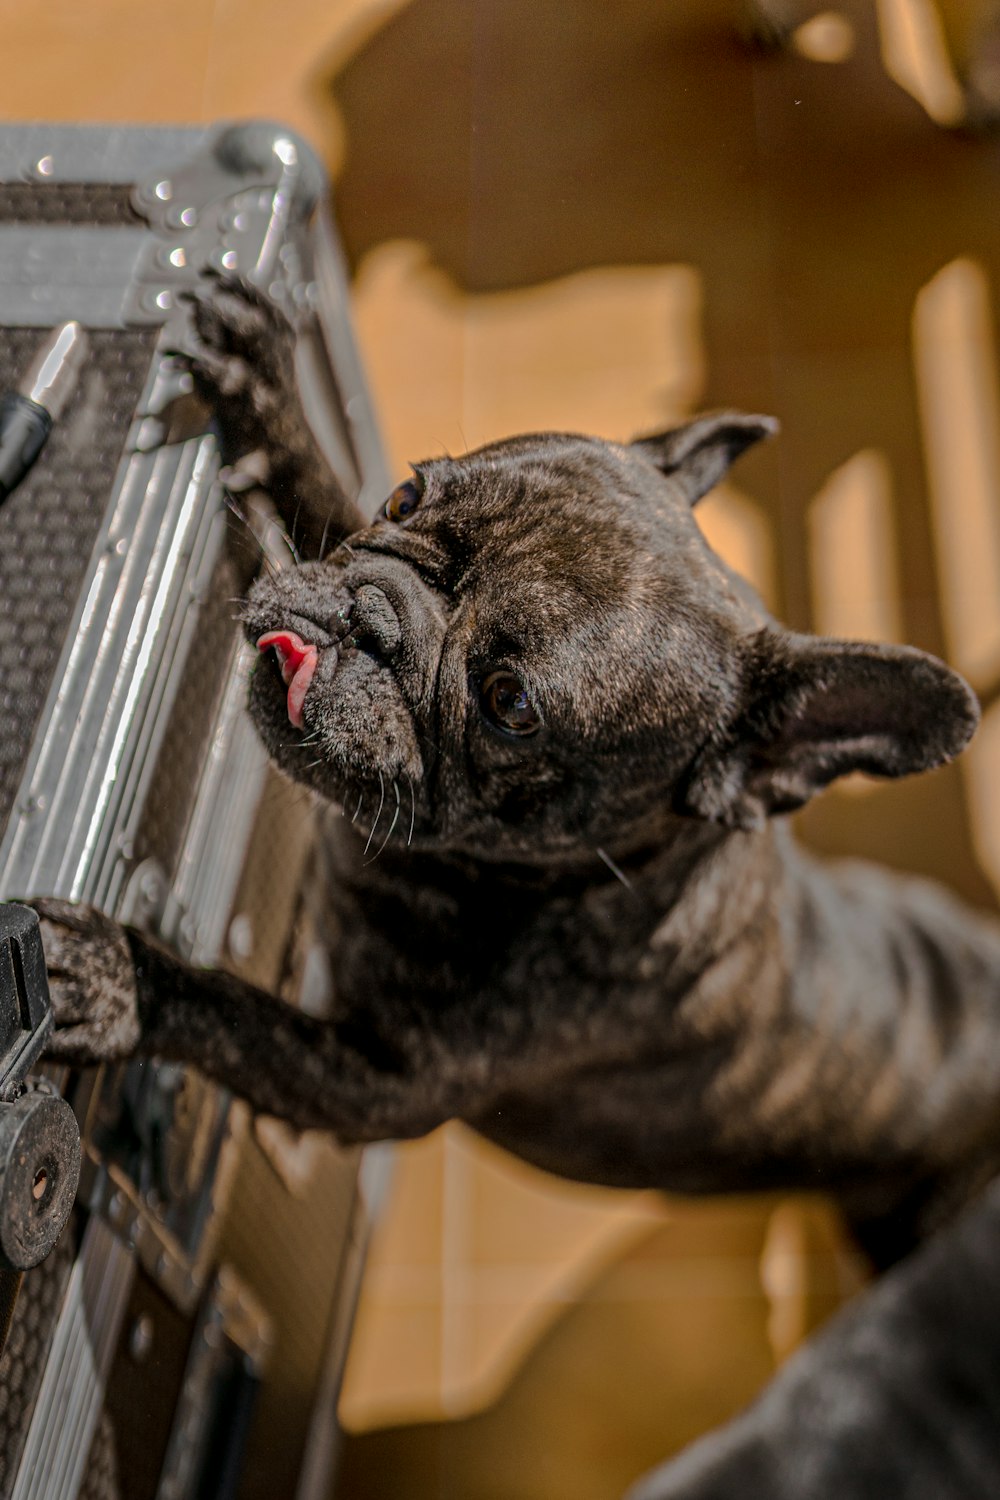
left=257, top=630, right=320, bottom=729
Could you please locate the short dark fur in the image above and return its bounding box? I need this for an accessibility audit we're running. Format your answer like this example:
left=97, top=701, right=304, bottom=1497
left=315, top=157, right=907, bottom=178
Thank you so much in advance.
left=33, top=278, right=1000, bottom=1496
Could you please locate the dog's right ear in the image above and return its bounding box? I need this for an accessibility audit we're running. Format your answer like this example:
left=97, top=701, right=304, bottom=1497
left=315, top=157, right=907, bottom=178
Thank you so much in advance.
left=631, top=410, right=778, bottom=505
left=676, top=628, right=980, bottom=830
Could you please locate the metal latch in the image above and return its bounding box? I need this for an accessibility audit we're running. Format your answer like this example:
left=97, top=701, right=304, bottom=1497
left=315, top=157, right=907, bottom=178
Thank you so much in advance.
left=0, top=904, right=81, bottom=1274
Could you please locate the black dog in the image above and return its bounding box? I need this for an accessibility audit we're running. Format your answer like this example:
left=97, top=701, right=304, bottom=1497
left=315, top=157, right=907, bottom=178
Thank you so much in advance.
left=31, top=278, right=1000, bottom=1492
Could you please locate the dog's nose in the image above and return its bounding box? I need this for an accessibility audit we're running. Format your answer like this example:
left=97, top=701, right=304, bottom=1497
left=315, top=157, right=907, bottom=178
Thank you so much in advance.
left=351, top=584, right=402, bottom=658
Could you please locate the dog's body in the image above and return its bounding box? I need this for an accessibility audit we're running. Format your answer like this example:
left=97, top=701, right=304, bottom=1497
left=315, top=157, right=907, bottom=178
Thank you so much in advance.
left=31, top=278, right=1000, bottom=1494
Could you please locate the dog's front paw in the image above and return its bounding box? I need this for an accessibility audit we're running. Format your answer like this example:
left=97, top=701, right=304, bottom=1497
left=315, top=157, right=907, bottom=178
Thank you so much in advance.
left=172, top=271, right=299, bottom=465
left=30, top=900, right=141, bottom=1065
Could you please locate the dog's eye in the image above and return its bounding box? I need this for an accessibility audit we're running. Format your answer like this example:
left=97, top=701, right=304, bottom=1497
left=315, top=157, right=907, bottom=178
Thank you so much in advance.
left=481, top=672, right=541, bottom=736
left=383, top=477, right=423, bottom=523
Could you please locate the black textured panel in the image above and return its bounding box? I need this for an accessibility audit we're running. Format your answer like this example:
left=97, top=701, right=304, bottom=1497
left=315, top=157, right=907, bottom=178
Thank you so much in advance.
left=0, top=1235, right=73, bottom=1498
left=104, top=1271, right=192, bottom=1500
left=0, top=183, right=142, bottom=226
left=0, top=328, right=156, bottom=838
left=78, top=1409, right=121, bottom=1500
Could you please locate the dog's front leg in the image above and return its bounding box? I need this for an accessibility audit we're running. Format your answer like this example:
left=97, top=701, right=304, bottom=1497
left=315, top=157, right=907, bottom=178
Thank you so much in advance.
left=35, top=900, right=445, bottom=1142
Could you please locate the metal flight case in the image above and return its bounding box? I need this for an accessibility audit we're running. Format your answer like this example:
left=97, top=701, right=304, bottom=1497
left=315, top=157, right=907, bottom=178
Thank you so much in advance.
left=0, top=122, right=391, bottom=1500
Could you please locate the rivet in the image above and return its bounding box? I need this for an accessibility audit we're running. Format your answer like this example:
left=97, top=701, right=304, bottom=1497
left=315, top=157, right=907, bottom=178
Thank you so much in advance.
left=272, top=137, right=298, bottom=167
left=128, top=1313, right=154, bottom=1363
left=164, top=203, right=197, bottom=230
left=228, top=913, right=254, bottom=961
left=219, top=208, right=249, bottom=234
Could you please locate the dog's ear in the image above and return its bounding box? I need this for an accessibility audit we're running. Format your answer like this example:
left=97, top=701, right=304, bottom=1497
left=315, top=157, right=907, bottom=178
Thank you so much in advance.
left=632, top=411, right=779, bottom=505
left=677, top=631, right=980, bottom=830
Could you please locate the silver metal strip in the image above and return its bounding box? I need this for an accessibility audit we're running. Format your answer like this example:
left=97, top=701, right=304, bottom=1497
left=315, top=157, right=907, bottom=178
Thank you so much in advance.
left=159, top=640, right=270, bottom=966
left=10, top=1217, right=135, bottom=1500
left=0, top=125, right=203, bottom=186
left=0, top=225, right=149, bottom=328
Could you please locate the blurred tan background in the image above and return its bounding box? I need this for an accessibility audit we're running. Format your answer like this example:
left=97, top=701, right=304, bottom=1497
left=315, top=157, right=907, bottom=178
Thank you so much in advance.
left=6, top=0, right=1000, bottom=1495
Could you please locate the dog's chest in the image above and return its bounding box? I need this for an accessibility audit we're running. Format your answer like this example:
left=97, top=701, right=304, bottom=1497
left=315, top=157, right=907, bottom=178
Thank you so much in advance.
left=326, top=842, right=673, bottom=1045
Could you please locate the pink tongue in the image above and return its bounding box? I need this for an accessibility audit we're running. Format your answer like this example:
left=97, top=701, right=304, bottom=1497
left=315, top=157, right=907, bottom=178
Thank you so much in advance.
left=286, top=653, right=318, bottom=728
left=257, top=630, right=319, bottom=729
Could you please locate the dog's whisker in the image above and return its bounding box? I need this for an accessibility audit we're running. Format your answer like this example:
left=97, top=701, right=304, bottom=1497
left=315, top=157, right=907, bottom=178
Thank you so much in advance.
left=406, top=774, right=416, bottom=848
left=596, top=846, right=634, bottom=893
left=276, top=732, right=320, bottom=750
left=365, top=782, right=401, bottom=865
left=222, top=485, right=302, bottom=569
left=223, top=509, right=278, bottom=578
left=363, top=772, right=386, bottom=857
left=350, top=790, right=364, bottom=826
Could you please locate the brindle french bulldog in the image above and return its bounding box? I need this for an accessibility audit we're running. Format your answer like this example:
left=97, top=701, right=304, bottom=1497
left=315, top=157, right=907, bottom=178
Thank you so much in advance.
left=29, top=277, right=1000, bottom=1496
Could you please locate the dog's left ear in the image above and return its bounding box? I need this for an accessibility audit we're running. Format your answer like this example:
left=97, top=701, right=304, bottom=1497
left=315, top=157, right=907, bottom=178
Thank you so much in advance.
left=677, top=631, right=980, bottom=830
left=632, top=410, right=779, bottom=505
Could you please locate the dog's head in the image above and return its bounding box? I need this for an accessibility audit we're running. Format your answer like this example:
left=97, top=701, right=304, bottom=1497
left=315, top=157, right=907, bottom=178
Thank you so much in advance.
left=243, top=412, right=979, bottom=860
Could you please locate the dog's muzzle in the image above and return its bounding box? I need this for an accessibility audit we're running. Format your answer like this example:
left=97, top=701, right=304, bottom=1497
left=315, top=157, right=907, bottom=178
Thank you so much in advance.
left=256, top=584, right=404, bottom=729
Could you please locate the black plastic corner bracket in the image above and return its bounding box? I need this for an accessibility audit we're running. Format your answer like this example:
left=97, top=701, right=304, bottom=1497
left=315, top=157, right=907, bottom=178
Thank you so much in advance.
left=0, top=904, right=52, bottom=1101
